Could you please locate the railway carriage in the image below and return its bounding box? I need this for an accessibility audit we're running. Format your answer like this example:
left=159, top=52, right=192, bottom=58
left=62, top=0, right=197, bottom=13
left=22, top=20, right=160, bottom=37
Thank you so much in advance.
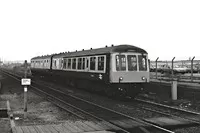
left=31, top=55, right=53, bottom=76
left=31, top=44, right=149, bottom=98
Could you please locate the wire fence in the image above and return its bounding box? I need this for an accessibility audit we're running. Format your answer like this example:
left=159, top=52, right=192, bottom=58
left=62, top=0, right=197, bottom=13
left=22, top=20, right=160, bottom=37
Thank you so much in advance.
left=150, top=58, right=200, bottom=83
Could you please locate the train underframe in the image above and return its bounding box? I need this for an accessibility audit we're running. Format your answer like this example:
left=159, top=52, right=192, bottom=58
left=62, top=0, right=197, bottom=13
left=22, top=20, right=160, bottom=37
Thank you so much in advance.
left=107, top=83, right=145, bottom=98
left=31, top=69, right=146, bottom=99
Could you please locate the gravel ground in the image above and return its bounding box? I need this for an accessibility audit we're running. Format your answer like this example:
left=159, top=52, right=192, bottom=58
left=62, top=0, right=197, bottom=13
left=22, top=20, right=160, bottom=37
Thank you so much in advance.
left=2, top=70, right=200, bottom=132
left=0, top=72, right=81, bottom=131
left=39, top=78, right=200, bottom=133
left=0, top=119, right=10, bottom=133
left=37, top=79, right=165, bottom=118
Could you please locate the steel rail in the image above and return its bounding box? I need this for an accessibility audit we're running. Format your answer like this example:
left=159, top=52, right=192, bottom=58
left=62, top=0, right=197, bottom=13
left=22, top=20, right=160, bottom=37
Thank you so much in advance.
left=32, top=82, right=174, bottom=132
left=30, top=85, right=174, bottom=133
left=30, top=86, right=130, bottom=133
left=1, top=69, right=174, bottom=133
left=135, top=98, right=200, bottom=115
left=1, top=70, right=86, bottom=119
left=135, top=97, right=200, bottom=128
left=1, top=70, right=131, bottom=133
left=141, top=107, right=200, bottom=125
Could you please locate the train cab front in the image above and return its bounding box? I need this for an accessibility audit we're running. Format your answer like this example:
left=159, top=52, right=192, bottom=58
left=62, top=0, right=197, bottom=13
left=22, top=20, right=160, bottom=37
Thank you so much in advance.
left=109, top=52, right=149, bottom=98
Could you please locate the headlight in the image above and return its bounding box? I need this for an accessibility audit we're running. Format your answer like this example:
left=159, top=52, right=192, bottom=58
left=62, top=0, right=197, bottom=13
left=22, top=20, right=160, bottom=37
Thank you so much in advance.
left=141, top=76, right=146, bottom=80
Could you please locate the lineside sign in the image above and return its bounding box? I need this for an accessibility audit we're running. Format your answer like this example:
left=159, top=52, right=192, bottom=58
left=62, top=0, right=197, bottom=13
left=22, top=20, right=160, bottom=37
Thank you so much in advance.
left=21, top=78, right=31, bottom=85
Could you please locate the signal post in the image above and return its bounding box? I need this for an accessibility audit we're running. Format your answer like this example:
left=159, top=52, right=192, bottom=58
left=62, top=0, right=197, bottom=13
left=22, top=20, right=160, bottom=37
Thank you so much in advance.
left=21, top=60, right=31, bottom=119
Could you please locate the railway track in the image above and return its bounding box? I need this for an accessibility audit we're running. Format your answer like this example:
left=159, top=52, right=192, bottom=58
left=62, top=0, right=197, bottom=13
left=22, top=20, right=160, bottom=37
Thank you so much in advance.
left=151, top=76, right=200, bottom=83
left=1, top=69, right=174, bottom=133
left=135, top=97, right=200, bottom=126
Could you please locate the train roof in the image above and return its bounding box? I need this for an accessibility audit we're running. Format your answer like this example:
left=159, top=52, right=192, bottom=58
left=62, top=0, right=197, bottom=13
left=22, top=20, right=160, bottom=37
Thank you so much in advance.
left=54, top=44, right=147, bottom=58
left=31, top=54, right=53, bottom=60
left=31, top=44, right=147, bottom=60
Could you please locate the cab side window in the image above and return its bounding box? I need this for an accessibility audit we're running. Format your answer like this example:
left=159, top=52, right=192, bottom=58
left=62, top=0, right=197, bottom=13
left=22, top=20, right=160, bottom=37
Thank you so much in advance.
left=138, top=55, right=147, bottom=71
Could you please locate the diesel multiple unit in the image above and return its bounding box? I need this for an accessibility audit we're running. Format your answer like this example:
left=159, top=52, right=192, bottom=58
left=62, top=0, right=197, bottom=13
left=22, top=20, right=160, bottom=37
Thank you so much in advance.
left=31, top=44, right=149, bottom=98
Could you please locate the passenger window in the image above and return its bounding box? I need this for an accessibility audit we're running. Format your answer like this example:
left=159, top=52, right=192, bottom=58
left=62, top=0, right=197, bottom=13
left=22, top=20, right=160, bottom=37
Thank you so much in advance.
left=90, top=57, right=96, bottom=70
left=78, top=58, right=82, bottom=70
left=116, top=55, right=126, bottom=71
left=82, top=58, right=85, bottom=69
left=98, top=56, right=104, bottom=71
left=128, top=55, right=137, bottom=71
left=54, top=60, right=56, bottom=67
left=72, top=58, right=76, bottom=69
left=67, top=59, right=71, bottom=69
left=138, top=55, right=147, bottom=71
left=63, top=58, right=67, bottom=69
left=86, top=58, right=89, bottom=69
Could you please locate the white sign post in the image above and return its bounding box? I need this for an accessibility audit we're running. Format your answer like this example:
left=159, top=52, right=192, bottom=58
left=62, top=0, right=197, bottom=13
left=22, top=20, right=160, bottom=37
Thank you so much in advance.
left=22, top=60, right=31, bottom=119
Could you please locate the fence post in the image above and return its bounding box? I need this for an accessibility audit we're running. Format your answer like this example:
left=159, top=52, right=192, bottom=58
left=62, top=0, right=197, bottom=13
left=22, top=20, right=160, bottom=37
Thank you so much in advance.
left=171, top=80, right=177, bottom=100
left=191, top=56, right=195, bottom=82
left=155, top=57, right=159, bottom=79
left=171, top=57, right=175, bottom=80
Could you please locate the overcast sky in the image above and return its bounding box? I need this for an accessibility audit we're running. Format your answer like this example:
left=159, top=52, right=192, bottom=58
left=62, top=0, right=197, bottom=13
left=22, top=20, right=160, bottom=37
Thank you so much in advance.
left=0, top=0, right=200, bottom=62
